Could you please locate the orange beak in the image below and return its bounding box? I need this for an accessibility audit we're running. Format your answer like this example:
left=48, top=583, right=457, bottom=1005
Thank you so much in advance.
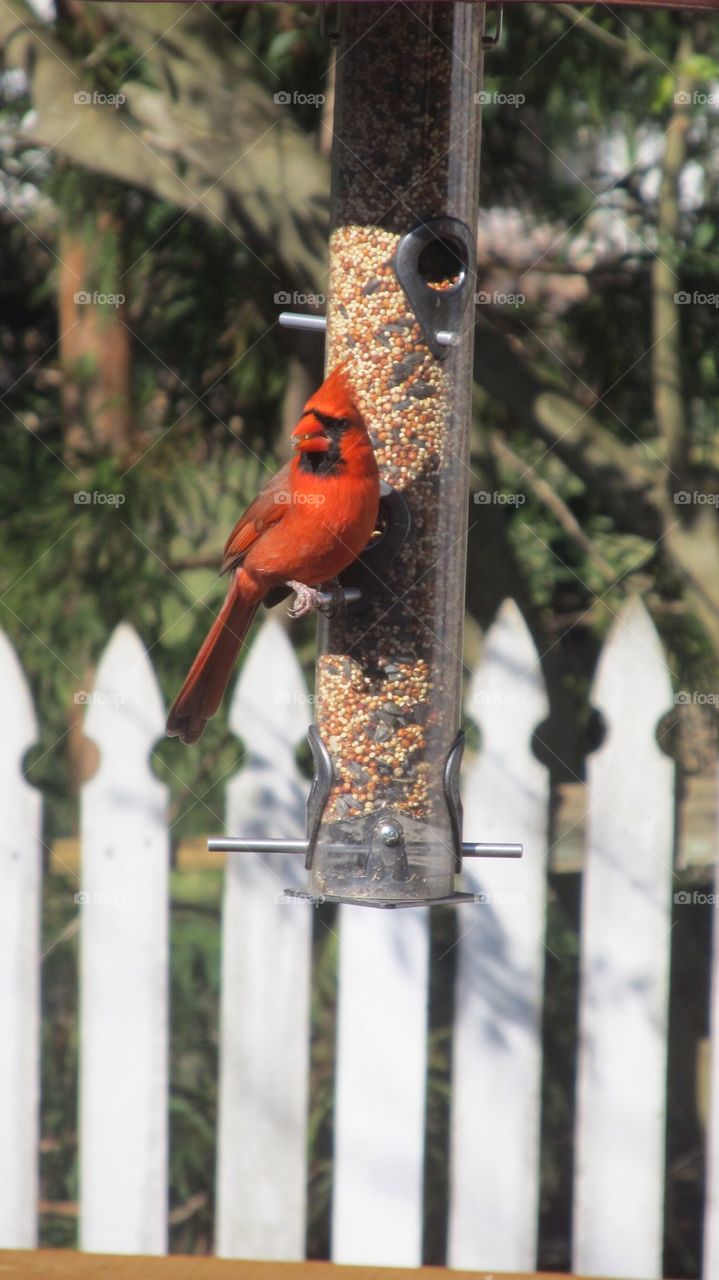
left=292, top=414, right=331, bottom=453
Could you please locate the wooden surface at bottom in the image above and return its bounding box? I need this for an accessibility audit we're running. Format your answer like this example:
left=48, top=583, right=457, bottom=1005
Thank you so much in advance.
left=0, top=1253, right=612, bottom=1280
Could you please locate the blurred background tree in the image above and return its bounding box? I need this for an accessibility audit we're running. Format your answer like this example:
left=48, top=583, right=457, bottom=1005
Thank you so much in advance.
left=2, top=2, right=718, bottom=1270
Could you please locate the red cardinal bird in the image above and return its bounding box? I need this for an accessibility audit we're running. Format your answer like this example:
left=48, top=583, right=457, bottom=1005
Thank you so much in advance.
left=166, top=364, right=379, bottom=744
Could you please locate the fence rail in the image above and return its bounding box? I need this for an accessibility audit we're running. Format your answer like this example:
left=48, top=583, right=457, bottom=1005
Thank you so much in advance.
left=0, top=597, right=715, bottom=1277
left=0, top=1251, right=607, bottom=1280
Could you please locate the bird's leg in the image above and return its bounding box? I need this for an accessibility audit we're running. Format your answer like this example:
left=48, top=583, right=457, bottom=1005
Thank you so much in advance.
left=316, top=578, right=346, bottom=617
left=286, top=581, right=324, bottom=619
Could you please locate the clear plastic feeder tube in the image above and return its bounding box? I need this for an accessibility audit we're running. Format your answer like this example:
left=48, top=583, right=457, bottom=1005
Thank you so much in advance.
left=311, top=2, right=484, bottom=904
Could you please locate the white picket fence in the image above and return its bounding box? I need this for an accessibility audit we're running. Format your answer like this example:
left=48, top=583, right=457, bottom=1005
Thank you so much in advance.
left=0, top=596, right=715, bottom=1276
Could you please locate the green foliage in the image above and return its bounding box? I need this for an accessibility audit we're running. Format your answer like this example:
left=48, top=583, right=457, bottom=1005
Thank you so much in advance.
left=306, top=906, right=339, bottom=1258
left=168, top=871, right=222, bottom=1254
left=40, top=877, right=80, bottom=1249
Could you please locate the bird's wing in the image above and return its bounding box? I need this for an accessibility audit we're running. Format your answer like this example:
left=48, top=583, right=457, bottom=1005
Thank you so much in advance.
left=220, top=461, right=293, bottom=576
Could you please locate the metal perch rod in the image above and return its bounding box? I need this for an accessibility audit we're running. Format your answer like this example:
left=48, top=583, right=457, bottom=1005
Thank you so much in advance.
left=208, top=838, right=522, bottom=858
left=279, top=311, right=457, bottom=345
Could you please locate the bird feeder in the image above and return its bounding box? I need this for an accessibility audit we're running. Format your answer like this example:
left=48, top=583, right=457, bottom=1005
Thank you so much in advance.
left=212, top=1, right=523, bottom=905
left=309, top=0, right=491, bottom=905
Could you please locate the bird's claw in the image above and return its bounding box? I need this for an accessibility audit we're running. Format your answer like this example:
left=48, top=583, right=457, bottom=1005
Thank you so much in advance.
left=285, top=579, right=354, bottom=619
left=286, top=581, right=323, bottom=619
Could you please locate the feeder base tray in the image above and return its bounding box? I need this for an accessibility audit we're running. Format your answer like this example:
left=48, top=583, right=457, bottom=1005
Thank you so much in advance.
left=282, top=889, right=479, bottom=909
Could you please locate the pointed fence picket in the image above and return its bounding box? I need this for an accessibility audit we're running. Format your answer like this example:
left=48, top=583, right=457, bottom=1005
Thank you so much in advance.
left=331, top=905, right=429, bottom=1265
left=448, top=599, right=550, bottom=1270
left=2, top=596, right=718, bottom=1277
left=216, top=618, right=312, bottom=1261
left=0, top=629, right=42, bottom=1249
left=573, top=598, right=674, bottom=1279
left=78, top=624, right=170, bottom=1256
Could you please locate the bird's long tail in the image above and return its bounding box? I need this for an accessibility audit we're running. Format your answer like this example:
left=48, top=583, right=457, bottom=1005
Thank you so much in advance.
left=166, top=570, right=263, bottom=744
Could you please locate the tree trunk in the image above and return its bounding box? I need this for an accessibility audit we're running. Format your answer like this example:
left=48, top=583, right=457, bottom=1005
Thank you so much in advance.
left=58, top=210, right=133, bottom=458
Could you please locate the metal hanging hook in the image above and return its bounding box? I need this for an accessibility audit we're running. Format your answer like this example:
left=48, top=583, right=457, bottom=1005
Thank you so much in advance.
left=319, top=4, right=341, bottom=47
left=482, top=4, right=503, bottom=49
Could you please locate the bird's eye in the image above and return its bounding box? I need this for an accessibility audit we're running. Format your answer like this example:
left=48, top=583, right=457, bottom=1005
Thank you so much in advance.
left=310, top=410, right=351, bottom=433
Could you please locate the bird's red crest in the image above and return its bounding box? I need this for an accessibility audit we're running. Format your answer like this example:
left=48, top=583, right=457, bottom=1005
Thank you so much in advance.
left=304, top=361, right=355, bottom=419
